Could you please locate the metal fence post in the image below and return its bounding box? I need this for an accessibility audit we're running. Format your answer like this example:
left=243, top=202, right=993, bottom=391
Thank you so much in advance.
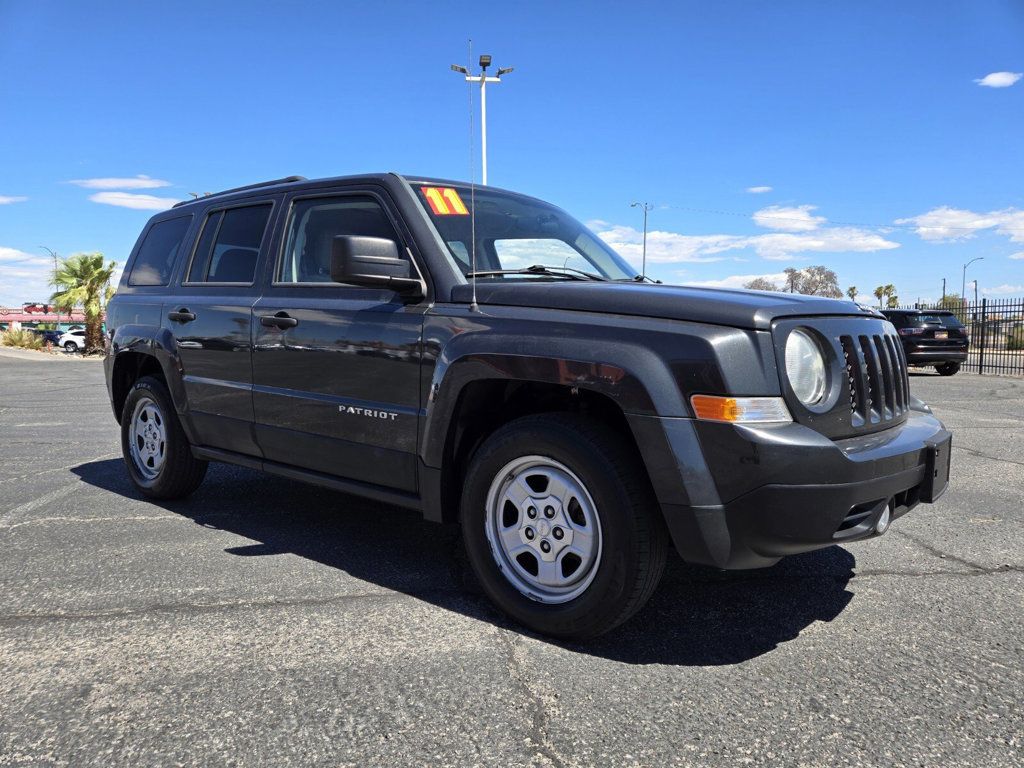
left=978, top=298, right=987, bottom=375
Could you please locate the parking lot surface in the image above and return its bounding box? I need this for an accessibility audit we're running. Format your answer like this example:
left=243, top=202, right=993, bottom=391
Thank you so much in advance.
left=1, top=348, right=1021, bottom=767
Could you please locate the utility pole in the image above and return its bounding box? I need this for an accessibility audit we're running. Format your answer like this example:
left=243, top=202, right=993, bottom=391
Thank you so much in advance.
left=941, top=278, right=946, bottom=303
left=630, top=202, right=654, bottom=278
left=39, top=246, right=60, bottom=330
left=973, top=279, right=979, bottom=306
left=962, top=257, right=983, bottom=309
left=451, top=55, right=514, bottom=186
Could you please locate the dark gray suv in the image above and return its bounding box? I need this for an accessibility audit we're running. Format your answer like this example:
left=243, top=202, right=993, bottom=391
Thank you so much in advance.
left=104, top=174, right=952, bottom=638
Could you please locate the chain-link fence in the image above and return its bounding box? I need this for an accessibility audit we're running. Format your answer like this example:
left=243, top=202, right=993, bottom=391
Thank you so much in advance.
left=897, top=298, right=1024, bottom=375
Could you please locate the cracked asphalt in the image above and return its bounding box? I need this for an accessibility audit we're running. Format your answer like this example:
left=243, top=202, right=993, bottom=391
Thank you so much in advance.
left=0, top=348, right=1021, bottom=767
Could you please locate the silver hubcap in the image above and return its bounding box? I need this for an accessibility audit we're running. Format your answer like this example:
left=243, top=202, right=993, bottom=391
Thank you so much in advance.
left=484, top=456, right=602, bottom=604
left=129, top=397, right=167, bottom=480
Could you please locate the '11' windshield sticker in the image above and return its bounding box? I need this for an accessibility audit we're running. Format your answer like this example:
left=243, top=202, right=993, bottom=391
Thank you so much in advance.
left=421, top=186, right=469, bottom=216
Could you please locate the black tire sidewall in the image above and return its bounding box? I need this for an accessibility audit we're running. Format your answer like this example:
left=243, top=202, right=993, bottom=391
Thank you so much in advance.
left=120, top=377, right=185, bottom=495
left=461, top=417, right=651, bottom=638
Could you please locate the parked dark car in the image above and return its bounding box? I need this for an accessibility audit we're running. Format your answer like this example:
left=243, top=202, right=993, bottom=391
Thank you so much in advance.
left=103, top=174, right=953, bottom=638
left=881, top=309, right=968, bottom=376
left=27, top=328, right=63, bottom=345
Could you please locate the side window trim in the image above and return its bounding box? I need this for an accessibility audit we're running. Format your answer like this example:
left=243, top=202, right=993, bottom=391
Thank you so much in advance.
left=271, top=189, right=411, bottom=288
left=180, top=199, right=277, bottom=287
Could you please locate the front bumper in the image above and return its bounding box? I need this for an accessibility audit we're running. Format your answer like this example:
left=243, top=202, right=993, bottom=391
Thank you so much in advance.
left=628, top=409, right=951, bottom=569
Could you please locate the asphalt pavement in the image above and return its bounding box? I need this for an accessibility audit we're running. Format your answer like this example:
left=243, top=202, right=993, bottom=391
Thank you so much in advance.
left=0, top=347, right=1021, bottom=767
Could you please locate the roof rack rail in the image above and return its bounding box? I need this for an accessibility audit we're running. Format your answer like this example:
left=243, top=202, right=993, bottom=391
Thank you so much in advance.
left=172, top=176, right=307, bottom=207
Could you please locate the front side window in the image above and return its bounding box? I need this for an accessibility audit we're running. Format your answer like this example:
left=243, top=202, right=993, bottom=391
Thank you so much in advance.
left=414, top=184, right=636, bottom=281
left=277, top=195, right=403, bottom=283
left=128, top=215, right=192, bottom=286
left=187, top=204, right=271, bottom=284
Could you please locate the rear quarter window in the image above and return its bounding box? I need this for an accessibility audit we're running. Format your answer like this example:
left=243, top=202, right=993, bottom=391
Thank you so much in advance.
left=128, top=215, right=193, bottom=286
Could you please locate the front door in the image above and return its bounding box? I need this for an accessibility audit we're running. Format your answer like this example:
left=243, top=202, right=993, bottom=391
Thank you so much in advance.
left=251, top=189, right=426, bottom=492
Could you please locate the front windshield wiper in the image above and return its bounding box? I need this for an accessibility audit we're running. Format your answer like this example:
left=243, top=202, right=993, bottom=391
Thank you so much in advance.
left=616, top=274, right=662, bottom=284
left=466, top=264, right=608, bottom=281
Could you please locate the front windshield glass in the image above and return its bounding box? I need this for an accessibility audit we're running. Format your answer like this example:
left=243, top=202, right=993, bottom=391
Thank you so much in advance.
left=413, top=183, right=637, bottom=281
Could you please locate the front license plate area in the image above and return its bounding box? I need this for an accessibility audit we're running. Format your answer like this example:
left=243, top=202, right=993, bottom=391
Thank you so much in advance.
left=922, top=433, right=952, bottom=502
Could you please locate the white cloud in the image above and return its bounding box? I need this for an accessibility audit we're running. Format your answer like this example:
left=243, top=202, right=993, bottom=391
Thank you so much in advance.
left=1010, top=251, right=1024, bottom=260
left=89, top=191, right=181, bottom=211
left=0, top=195, right=27, bottom=205
left=684, top=272, right=789, bottom=290
left=753, top=204, right=825, bottom=232
left=982, top=284, right=1024, bottom=296
left=974, top=71, right=1022, bottom=88
left=68, top=175, right=172, bottom=190
left=896, top=206, right=1024, bottom=243
left=594, top=220, right=898, bottom=265
left=746, top=186, right=773, bottom=194
left=0, top=247, right=56, bottom=306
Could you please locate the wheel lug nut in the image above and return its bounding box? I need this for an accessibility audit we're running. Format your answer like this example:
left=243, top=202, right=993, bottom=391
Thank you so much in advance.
left=544, top=506, right=555, bottom=518
left=540, top=540, right=551, bottom=553
left=552, top=527, right=564, bottom=540
left=527, top=506, right=537, bottom=519
left=524, top=527, right=535, bottom=540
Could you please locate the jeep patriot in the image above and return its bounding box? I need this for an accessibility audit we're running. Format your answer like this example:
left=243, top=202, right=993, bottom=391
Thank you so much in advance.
left=104, top=174, right=952, bottom=638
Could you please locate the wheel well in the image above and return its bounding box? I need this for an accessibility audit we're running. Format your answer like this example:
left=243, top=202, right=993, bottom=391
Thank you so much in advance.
left=111, top=352, right=165, bottom=423
left=439, top=379, right=649, bottom=520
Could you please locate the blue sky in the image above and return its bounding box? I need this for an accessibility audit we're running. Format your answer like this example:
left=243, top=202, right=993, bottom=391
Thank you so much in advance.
left=2, top=0, right=1023, bottom=306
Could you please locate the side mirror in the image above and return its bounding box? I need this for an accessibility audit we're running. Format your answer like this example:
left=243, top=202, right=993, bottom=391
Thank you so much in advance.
left=330, top=236, right=424, bottom=299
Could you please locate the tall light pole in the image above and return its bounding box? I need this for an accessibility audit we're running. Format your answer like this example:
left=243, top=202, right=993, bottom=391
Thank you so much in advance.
left=630, top=202, right=653, bottom=279
left=451, top=55, right=513, bottom=186
left=39, top=246, right=60, bottom=330
left=962, top=257, right=983, bottom=308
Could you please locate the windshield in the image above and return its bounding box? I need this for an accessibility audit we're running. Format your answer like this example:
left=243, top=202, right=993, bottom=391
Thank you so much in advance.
left=910, top=313, right=963, bottom=328
left=413, top=183, right=637, bottom=281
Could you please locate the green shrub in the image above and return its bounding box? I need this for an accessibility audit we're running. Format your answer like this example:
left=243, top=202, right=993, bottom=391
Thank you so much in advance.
left=1, top=328, right=44, bottom=350
left=1007, top=327, right=1024, bottom=351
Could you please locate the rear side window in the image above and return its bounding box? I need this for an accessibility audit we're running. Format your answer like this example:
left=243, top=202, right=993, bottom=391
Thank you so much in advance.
left=128, top=216, right=192, bottom=286
left=187, top=204, right=272, bottom=284
left=277, top=195, right=402, bottom=283
left=912, top=313, right=963, bottom=328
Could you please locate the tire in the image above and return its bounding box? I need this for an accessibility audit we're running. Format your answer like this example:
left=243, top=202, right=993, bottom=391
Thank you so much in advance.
left=64, top=341, right=77, bottom=353
left=120, top=375, right=207, bottom=499
left=461, top=413, right=667, bottom=640
left=936, top=362, right=960, bottom=376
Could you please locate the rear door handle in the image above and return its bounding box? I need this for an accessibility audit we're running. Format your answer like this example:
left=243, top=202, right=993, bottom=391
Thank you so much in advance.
left=259, top=312, right=298, bottom=329
left=168, top=308, right=196, bottom=322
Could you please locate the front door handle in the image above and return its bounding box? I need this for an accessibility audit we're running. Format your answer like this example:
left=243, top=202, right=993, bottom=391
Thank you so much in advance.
left=169, top=308, right=196, bottom=322
left=259, top=312, right=298, bottom=329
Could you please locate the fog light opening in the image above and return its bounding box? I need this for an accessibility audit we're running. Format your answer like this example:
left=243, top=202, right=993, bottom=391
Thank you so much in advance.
left=875, top=502, right=893, bottom=535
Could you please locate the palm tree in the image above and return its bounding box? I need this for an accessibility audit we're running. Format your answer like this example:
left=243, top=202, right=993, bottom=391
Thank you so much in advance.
left=883, top=284, right=897, bottom=308
left=873, top=285, right=885, bottom=308
left=50, top=253, right=116, bottom=353
left=846, top=285, right=857, bottom=301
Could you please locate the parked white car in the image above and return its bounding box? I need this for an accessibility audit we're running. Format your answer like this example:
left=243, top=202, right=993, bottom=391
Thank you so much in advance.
left=58, top=329, right=87, bottom=352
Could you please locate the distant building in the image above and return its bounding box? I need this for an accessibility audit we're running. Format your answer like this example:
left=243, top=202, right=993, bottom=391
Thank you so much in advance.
left=0, top=304, right=96, bottom=331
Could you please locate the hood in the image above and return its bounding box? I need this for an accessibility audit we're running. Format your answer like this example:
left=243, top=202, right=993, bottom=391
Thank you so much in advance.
left=449, top=281, right=872, bottom=331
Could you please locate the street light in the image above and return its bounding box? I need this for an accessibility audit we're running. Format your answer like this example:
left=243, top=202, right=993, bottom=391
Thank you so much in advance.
left=961, top=257, right=983, bottom=308
left=450, top=54, right=513, bottom=185
left=39, top=246, right=61, bottom=330
left=630, top=202, right=654, bottom=279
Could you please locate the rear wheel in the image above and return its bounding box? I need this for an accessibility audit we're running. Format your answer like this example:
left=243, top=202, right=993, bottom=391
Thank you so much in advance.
left=64, top=341, right=77, bottom=353
left=461, top=413, right=667, bottom=639
left=121, top=375, right=207, bottom=499
left=936, top=362, right=960, bottom=376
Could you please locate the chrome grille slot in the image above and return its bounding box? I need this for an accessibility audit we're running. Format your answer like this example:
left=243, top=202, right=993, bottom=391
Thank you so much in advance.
left=858, top=334, right=882, bottom=423
left=839, top=335, right=866, bottom=427
left=872, top=335, right=896, bottom=418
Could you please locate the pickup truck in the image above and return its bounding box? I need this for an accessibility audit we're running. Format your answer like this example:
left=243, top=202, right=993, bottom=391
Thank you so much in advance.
left=104, top=173, right=952, bottom=638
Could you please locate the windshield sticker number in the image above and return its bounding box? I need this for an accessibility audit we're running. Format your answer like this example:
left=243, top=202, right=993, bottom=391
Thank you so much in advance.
left=421, top=186, right=469, bottom=216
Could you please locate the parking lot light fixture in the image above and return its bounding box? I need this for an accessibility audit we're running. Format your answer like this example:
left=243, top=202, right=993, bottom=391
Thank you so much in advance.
left=962, top=257, right=983, bottom=308
left=450, top=54, right=513, bottom=185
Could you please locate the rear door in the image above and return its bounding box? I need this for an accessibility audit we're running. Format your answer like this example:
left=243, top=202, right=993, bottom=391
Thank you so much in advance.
left=250, top=186, right=427, bottom=492
left=166, top=198, right=279, bottom=455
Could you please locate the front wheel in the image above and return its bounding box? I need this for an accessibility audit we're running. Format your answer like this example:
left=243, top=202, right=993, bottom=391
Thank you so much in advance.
left=936, top=362, right=960, bottom=376
left=121, top=375, right=207, bottom=499
left=461, top=414, right=667, bottom=639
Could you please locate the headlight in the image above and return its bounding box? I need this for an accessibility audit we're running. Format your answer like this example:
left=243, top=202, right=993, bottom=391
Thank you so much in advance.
left=785, top=329, right=827, bottom=406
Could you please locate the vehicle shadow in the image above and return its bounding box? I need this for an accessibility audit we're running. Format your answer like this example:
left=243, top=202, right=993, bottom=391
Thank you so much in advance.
left=72, top=458, right=855, bottom=666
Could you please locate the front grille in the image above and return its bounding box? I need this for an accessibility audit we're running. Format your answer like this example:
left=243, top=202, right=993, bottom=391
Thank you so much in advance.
left=839, top=332, right=909, bottom=427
